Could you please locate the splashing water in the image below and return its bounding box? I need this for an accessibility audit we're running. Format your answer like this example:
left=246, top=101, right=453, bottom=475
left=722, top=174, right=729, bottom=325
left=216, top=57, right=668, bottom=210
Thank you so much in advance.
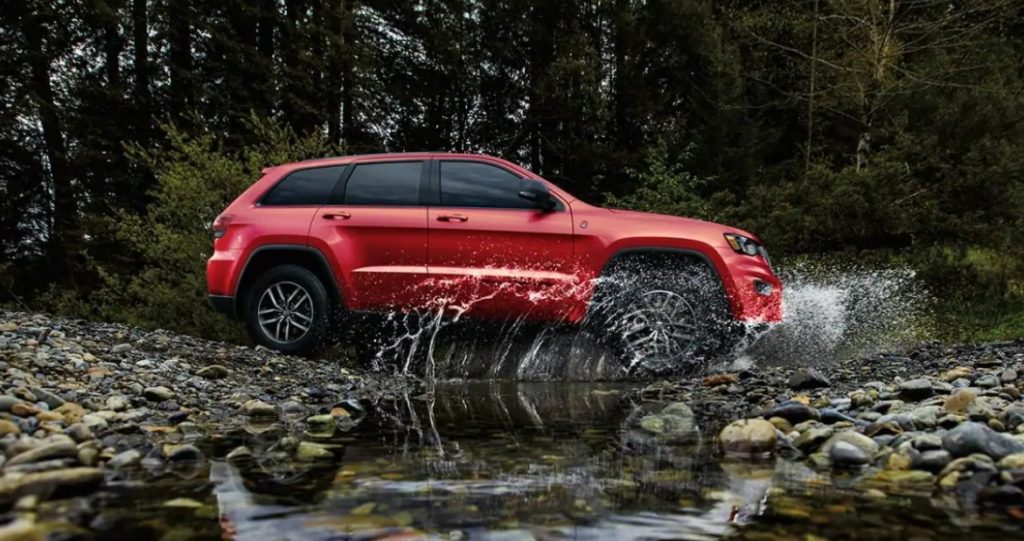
left=741, top=263, right=932, bottom=367
left=355, top=263, right=932, bottom=380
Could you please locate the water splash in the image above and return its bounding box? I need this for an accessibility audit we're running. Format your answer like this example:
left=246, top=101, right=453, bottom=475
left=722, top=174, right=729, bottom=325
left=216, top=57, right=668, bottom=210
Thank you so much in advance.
left=739, top=263, right=932, bottom=367
left=355, top=262, right=932, bottom=379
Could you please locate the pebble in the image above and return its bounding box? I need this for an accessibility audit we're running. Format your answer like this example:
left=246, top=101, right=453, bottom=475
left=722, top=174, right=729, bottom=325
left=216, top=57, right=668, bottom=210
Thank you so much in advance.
left=143, top=386, right=175, bottom=402
left=719, top=419, right=777, bottom=457
left=243, top=400, right=277, bottom=418
left=196, top=364, right=229, bottom=379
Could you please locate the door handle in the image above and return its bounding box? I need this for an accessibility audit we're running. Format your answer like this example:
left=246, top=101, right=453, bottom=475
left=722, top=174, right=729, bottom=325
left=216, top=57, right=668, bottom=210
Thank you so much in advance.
left=322, top=211, right=351, bottom=220
left=437, top=213, right=468, bottom=222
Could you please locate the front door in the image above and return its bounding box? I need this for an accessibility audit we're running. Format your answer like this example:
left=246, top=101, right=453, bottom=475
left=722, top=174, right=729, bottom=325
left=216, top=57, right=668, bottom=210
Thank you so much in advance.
left=427, top=159, right=576, bottom=320
left=308, top=159, right=431, bottom=310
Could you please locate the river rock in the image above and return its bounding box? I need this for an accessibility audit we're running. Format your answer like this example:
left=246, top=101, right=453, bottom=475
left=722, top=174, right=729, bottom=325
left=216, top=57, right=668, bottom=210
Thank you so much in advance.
left=296, top=441, right=333, bottom=461
left=997, top=453, right=1024, bottom=469
left=1001, top=369, right=1018, bottom=383
left=0, top=396, right=22, bottom=412
left=6, top=440, right=78, bottom=466
left=143, top=386, right=174, bottom=402
left=794, top=425, right=834, bottom=452
left=243, top=400, right=277, bottom=418
left=719, top=419, right=777, bottom=457
left=914, top=449, right=951, bottom=471
left=0, top=467, right=103, bottom=502
left=166, top=444, right=203, bottom=461
left=899, top=379, right=934, bottom=400
left=976, top=375, right=999, bottom=388
left=108, top=449, right=142, bottom=469
left=196, top=364, right=229, bottom=379
left=789, top=368, right=830, bottom=390
left=820, top=431, right=879, bottom=457
left=764, top=402, right=820, bottom=424
left=942, top=422, right=1024, bottom=460
left=829, top=441, right=870, bottom=466
left=0, top=419, right=20, bottom=436
left=111, top=343, right=132, bottom=353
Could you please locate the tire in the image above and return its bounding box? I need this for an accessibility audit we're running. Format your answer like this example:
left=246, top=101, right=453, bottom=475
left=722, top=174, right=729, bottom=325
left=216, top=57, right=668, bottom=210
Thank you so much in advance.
left=243, top=264, right=332, bottom=356
left=588, top=258, right=736, bottom=377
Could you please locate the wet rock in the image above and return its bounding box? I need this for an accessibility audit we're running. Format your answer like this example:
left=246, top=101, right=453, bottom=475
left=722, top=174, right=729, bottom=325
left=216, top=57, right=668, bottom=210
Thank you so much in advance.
left=941, top=366, right=973, bottom=382
left=870, top=469, right=935, bottom=485
left=296, top=441, right=333, bottom=461
left=975, top=375, right=999, bottom=388
left=243, top=400, right=277, bottom=418
left=764, top=402, right=820, bottom=424
left=638, top=414, right=696, bottom=442
left=30, top=387, right=65, bottom=409
left=942, top=422, right=1024, bottom=460
left=794, top=426, right=834, bottom=452
left=788, top=368, right=830, bottom=390
left=143, top=386, right=174, bottom=402
left=910, top=433, right=943, bottom=451
left=829, top=441, right=870, bottom=466
left=196, top=364, right=229, bottom=379
left=1000, top=369, right=1018, bottom=383
left=226, top=446, right=253, bottom=461
left=703, top=374, right=737, bottom=387
left=105, top=395, right=130, bottom=412
left=108, top=449, right=142, bottom=469
left=914, top=449, right=951, bottom=471
left=821, top=431, right=879, bottom=457
left=166, top=443, right=203, bottom=461
left=997, top=453, right=1024, bottom=469
left=11, top=403, right=39, bottom=417
left=0, top=396, right=22, bottom=412
left=6, top=440, right=78, bottom=466
left=899, top=379, right=933, bottom=400
left=111, top=343, right=132, bottom=353
left=0, top=419, right=20, bottom=436
left=0, top=467, right=103, bottom=501
left=719, top=419, right=777, bottom=457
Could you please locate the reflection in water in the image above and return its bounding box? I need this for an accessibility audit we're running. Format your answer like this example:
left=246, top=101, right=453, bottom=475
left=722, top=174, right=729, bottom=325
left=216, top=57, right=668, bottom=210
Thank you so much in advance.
left=94, top=382, right=1020, bottom=540
left=206, top=383, right=769, bottom=540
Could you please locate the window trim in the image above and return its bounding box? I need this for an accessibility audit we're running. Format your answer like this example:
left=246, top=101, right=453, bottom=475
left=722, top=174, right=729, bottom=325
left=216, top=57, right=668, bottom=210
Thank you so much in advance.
left=430, top=158, right=566, bottom=211
left=327, top=159, right=430, bottom=207
left=257, top=164, right=348, bottom=207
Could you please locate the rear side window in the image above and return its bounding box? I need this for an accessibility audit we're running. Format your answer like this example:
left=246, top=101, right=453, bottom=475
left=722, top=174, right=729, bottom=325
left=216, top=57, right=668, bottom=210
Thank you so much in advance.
left=262, top=166, right=343, bottom=206
left=439, top=161, right=532, bottom=209
left=343, top=161, right=423, bottom=205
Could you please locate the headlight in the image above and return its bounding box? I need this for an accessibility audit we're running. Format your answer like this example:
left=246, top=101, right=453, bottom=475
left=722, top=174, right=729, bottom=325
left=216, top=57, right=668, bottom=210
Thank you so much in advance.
left=724, top=233, right=760, bottom=256
left=724, top=233, right=773, bottom=272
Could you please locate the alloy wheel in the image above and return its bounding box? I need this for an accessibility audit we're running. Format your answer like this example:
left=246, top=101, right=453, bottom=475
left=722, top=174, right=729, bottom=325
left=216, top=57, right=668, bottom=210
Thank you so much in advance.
left=257, top=281, right=314, bottom=344
left=614, top=289, right=698, bottom=373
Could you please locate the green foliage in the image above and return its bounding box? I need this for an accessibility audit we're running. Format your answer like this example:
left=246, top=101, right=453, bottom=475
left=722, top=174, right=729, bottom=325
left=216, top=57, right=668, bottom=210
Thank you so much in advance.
left=43, top=116, right=339, bottom=340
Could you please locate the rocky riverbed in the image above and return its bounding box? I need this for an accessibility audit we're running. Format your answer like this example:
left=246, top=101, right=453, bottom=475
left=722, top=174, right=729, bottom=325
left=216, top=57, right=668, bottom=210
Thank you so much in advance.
left=3, top=310, right=1024, bottom=540
left=0, top=310, right=411, bottom=539
left=635, top=341, right=1024, bottom=517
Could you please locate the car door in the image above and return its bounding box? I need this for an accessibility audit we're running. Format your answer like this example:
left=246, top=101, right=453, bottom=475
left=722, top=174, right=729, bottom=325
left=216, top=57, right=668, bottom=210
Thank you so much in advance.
left=427, top=158, right=576, bottom=320
left=308, top=159, right=431, bottom=311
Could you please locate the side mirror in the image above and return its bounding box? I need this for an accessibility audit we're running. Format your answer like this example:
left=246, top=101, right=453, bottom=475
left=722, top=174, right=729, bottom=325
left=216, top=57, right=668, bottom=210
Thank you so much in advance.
left=518, top=180, right=557, bottom=211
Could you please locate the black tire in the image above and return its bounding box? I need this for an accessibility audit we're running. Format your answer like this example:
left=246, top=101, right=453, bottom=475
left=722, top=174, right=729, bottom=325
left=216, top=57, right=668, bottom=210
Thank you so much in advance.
left=588, top=257, right=736, bottom=377
left=243, top=264, right=332, bottom=356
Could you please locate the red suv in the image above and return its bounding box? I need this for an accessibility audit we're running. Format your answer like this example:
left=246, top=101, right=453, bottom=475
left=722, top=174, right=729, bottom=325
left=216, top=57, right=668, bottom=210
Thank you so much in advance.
left=207, top=153, right=781, bottom=373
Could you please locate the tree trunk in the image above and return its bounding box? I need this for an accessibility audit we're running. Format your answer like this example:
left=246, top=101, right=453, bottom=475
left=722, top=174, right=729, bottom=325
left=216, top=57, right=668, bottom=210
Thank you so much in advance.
left=169, top=0, right=192, bottom=120
left=256, top=0, right=276, bottom=116
left=133, top=0, right=150, bottom=117
left=805, top=0, right=818, bottom=172
left=22, top=10, right=74, bottom=273
left=102, top=0, right=124, bottom=90
left=340, top=0, right=355, bottom=148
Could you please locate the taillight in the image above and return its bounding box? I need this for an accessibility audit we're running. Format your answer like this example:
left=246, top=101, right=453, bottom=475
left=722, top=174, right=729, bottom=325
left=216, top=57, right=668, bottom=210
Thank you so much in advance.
left=212, top=213, right=234, bottom=239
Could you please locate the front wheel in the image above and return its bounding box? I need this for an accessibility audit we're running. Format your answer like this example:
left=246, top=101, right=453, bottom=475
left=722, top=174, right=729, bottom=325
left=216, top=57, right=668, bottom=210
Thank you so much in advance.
left=243, top=264, right=331, bottom=356
left=589, top=261, right=736, bottom=377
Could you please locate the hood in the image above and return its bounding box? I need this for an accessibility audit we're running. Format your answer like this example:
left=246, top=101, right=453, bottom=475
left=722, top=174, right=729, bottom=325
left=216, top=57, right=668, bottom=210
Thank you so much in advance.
left=603, top=207, right=761, bottom=242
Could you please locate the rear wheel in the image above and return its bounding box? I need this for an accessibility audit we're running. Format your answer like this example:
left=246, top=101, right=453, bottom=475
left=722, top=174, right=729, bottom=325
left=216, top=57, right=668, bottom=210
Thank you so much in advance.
left=589, top=258, right=736, bottom=376
left=243, top=264, right=331, bottom=356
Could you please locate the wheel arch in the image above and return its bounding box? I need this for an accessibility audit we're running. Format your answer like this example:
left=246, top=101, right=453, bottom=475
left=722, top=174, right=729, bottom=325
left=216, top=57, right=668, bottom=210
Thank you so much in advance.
left=234, top=245, right=343, bottom=316
left=595, top=246, right=736, bottom=318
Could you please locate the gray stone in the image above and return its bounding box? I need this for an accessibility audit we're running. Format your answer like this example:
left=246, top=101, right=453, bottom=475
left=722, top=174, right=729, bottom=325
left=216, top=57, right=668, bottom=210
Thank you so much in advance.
left=976, top=374, right=999, bottom=388
left=764, top=403, right=820, bottom=424
left=0, top=467, right=103, bottom=500
left=942, top=422, right=1024, bottom=460
left=111, top=343, right=132, bottom=353
left=914, top=449, right=951, bottom=471
left=166, top=444, right=203, bottom=461
left=719, top=419, right=777, bottom=457
left=794, top=426, right=834, bottom=452
left=243, top=400, right=277, bottom=418
left=1000, top=369, right=1018, bottom=384
left=829, top=441, right=870, bottom=466
left=0, top=395, right=24, bottom=412
left=899, top=379, right=934, bottom=400
left=788, top=368, right=831, bottom=390
left=108, top=449, right=142, bottom=469
left=821, top=431, right=880, bottom=457
left=30, top=387, right=65, bottom=409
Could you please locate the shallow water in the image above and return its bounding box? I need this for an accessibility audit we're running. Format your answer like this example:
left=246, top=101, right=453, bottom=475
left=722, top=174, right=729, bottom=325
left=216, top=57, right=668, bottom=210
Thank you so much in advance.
left=88, top=382, right=1021, bottom=541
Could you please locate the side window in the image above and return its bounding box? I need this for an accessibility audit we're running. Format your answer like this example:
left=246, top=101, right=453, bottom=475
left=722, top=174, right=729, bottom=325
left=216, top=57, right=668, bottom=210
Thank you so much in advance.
left=261, top=166, right=343, bottom=206
left=343, top=161, right=423, bottom=205
left=439, top=161, right=532, bottom=209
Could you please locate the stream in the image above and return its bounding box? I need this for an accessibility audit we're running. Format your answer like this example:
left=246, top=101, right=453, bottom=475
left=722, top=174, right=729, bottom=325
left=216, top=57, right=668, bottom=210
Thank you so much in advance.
left=91, top=381, right=1019, bottom=540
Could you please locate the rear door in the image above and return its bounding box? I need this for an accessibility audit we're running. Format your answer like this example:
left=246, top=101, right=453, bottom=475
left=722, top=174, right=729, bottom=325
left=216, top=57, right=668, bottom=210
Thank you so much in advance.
left=308, top=159, right=431, bottom=310
left=426, top=158, right=576, bottom=319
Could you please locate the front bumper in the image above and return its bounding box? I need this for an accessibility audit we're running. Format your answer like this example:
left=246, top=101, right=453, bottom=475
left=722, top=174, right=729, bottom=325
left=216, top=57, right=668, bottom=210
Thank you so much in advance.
left=718, top=251, right=783, bottom=323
